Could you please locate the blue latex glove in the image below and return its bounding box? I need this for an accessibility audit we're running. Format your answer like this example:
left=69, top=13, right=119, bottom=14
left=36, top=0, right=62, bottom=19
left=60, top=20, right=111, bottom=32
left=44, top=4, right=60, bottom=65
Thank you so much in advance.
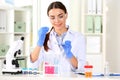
left=37, top=27, right=49, bottom=47
left=62, top=41, right=73, bottom=59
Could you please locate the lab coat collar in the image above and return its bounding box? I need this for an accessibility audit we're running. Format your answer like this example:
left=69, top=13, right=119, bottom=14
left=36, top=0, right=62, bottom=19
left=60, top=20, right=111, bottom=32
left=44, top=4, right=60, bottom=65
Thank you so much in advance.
left=50, top=27, right=73, bottom=37
left=50, top=27, right=74, bottom=44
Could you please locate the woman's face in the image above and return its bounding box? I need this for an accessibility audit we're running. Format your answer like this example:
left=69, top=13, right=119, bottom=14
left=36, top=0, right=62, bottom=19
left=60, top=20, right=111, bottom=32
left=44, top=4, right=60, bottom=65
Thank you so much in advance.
left=48, top=8, right=68, bottom=31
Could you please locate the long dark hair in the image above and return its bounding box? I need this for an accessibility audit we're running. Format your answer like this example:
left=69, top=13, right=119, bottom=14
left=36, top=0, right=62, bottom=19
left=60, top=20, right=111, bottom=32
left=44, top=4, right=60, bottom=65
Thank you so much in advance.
left=43, top=1, right=67, bottom=51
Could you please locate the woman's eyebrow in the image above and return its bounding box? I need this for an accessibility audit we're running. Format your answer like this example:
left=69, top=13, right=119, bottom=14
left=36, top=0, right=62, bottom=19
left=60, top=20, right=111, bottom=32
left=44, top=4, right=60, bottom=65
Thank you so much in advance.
left=58, top=13, right=64, bottom=16
left=49, top=13, right=64, bottom=17
left=49, top=15, right=54, bottom=17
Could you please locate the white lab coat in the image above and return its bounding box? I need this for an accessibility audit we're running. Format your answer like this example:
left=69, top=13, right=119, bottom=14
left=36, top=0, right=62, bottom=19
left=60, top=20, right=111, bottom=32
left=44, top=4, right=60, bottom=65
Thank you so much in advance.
left=30, top=28, right=86, bottom=73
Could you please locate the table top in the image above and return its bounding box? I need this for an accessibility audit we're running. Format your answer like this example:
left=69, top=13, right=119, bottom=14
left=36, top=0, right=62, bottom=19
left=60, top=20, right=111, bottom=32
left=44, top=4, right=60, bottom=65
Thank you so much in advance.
left=0, top=73, right=119, bottom=80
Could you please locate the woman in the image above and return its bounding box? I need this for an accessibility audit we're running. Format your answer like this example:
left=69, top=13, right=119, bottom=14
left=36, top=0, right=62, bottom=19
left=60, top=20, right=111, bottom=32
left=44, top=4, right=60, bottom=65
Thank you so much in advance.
left=30, top=1, right=86, bottom=74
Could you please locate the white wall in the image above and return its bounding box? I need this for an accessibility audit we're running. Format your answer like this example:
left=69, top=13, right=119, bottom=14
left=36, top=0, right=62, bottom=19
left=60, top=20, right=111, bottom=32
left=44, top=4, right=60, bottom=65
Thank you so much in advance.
left=106, top=0, right=120, bottom=73
left=69, top=0, right=81, bottom=32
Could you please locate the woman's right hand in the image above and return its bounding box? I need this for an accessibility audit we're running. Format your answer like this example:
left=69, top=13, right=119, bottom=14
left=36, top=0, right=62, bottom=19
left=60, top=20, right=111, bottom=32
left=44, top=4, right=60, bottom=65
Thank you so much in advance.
left=37, top=27, right=49, bottom=47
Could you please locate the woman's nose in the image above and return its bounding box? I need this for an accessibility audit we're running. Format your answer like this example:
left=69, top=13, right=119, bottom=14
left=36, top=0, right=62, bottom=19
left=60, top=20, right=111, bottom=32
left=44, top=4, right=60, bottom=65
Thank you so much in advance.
left=54, top=17, right=59, bottom=23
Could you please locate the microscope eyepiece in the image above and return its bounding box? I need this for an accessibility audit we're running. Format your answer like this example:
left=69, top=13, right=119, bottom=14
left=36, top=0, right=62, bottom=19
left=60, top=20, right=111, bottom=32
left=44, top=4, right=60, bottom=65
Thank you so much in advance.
left=21, top=37, right=24, bottom=41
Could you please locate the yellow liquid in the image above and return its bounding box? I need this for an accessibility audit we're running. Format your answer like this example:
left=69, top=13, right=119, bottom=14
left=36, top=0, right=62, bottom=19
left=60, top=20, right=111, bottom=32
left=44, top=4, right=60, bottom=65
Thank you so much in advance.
left=85, top=72, right=92, bottom=78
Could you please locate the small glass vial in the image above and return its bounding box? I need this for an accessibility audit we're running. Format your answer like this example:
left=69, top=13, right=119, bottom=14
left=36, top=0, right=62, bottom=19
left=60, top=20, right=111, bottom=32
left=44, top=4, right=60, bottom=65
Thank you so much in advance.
left=84, top=65, right=93, bottom=78
left=104, top=61, right=110, bottom=76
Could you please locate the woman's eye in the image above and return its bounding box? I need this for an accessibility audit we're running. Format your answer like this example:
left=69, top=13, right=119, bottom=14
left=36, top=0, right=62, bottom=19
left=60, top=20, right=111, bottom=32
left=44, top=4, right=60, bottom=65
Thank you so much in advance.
left=50, top=17, right=55, bottom=20
left=59, top=15, right=63, bottom=18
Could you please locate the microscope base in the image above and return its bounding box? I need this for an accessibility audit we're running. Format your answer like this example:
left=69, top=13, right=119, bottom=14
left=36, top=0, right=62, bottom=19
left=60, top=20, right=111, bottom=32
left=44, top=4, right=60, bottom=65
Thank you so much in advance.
left=2, top=68, right=22, bottom=74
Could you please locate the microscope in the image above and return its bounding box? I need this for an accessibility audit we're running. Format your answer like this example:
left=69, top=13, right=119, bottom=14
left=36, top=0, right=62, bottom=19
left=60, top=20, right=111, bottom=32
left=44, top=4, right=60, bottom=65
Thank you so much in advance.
left=2, top=37, right=24, bottom=74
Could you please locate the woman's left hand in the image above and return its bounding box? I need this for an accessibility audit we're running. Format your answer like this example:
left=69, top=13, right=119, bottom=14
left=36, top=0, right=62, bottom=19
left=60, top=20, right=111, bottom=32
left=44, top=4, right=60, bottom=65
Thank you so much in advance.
left=62, top=41, right=73, bottom=59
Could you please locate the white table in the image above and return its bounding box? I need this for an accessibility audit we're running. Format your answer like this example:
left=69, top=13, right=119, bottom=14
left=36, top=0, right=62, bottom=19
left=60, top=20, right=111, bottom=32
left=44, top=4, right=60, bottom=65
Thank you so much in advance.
left=0, top=73, right=119, bottom=80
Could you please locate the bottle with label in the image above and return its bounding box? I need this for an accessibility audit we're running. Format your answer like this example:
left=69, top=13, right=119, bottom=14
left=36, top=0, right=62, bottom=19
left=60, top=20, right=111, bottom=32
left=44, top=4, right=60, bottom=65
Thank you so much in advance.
left=84, top=63, right=93, bottom=78
left=104, top=61, right=110, bottom=76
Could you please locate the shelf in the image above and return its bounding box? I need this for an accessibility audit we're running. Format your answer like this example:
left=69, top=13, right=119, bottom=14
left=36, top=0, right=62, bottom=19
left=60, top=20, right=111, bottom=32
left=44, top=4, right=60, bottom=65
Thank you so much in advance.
left=0, top=32, right=13, bottom=34
left=14, top=7, right=32, bottom=11
left=85, top=13, right=103, bottom=16
left=86, top=52, right=103, bottom=55
left=84, top=33, right=103, bottom=36
left=14, top=32, right=30, bottom=35
left=0, top=32, right=29, bottom=35
left=0, top=3, right=14, bottom=10
left=0, top=56, right=5, bottom=59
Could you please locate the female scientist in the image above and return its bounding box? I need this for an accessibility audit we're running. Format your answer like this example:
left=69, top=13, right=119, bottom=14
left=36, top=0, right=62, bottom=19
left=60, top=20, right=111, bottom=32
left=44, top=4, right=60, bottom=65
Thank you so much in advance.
left=30, top=1, right=86, bottom=74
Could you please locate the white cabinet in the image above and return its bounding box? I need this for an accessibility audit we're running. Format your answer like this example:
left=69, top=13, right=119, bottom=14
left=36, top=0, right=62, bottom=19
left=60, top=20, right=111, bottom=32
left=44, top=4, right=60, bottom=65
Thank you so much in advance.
left=14, top=7, right=32, bottom=56
left=0, top=6, right=14, bottom=56
left=0, top=3, right=32, bottom=68
left=81, top=0, right=106, bottom=74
